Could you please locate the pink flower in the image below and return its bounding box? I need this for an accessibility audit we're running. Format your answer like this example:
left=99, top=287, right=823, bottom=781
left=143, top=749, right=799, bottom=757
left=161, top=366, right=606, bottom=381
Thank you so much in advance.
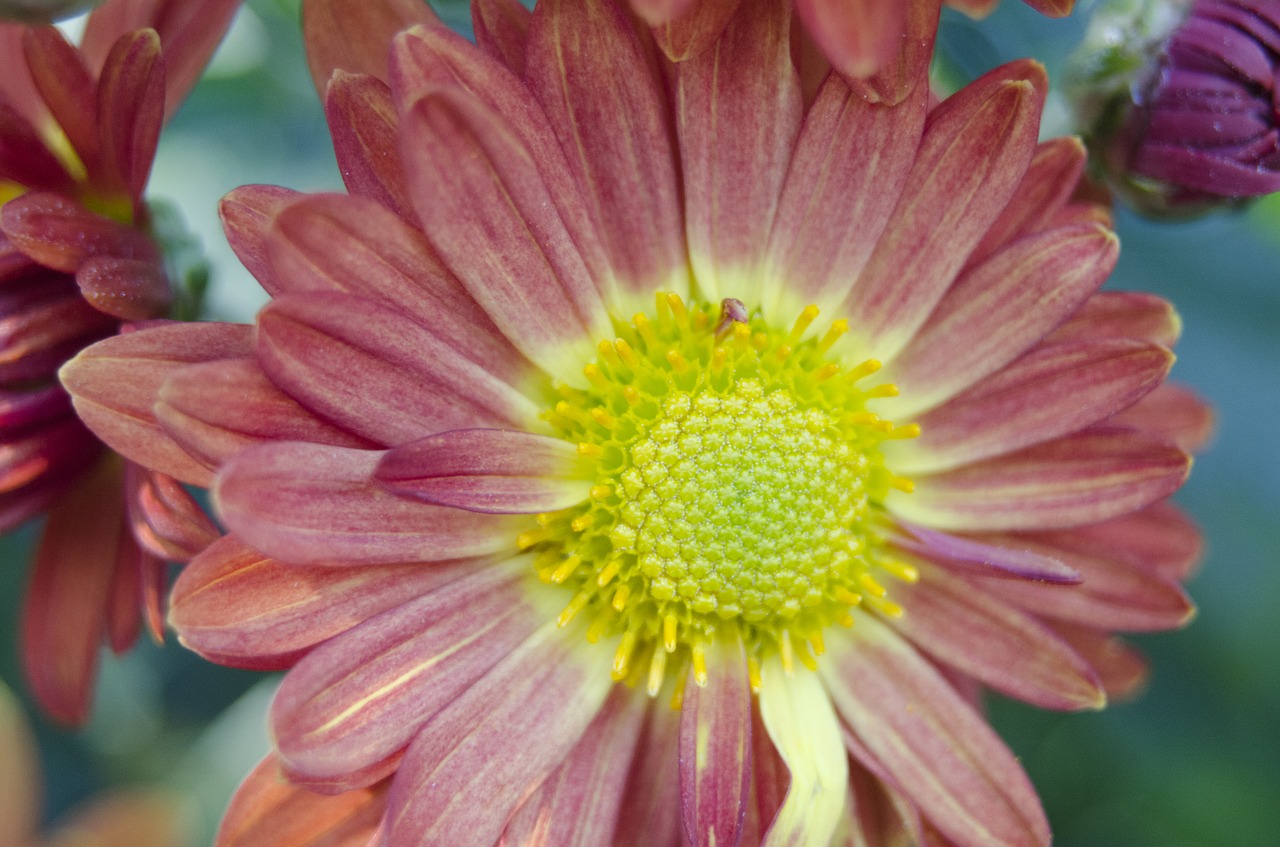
left=0, top=0, right=237, bottom=724
left=64, top=1, right=1209, bottom=844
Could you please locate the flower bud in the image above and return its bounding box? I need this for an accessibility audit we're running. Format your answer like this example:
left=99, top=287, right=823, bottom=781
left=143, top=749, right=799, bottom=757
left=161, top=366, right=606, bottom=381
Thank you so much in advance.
left=1070, top=0, right=1280, bottom=217
left=0, top=0, right=101, bottom=23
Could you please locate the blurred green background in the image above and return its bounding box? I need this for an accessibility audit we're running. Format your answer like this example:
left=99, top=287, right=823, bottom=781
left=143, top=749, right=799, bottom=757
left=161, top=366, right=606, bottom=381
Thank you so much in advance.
left=2, top=1, right=1278, bottom=845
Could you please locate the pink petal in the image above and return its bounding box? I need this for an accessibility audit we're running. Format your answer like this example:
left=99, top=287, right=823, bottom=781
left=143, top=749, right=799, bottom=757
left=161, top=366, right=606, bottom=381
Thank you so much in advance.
left=398, top=86, right=610, bottom=381
left=156, top=357, right=376, bottom=470
left=215, top=755, right=387, bottom=847
left=1, top=191, right=158, bottom=272
left=95, top=28, right=164, bottom=204
left=835, top=60, right=1046, bottom=363
left=375, top=428, right=588, bottom=515
left=21, top=26, right=99, bottom=172
left=471, top=0, right=530, bottom=73
left=0, top=417, right=99, bottom=496
left=794, top=0, right=908, bottom=80
left=763, top=70, right=928, bottom=315
left=974, top=532, right=1196, bottom=632
left=823, top=617, right=1050, bottom=847
left=840, top=0, right=942, bottom=106
left=219, top=184, right=300, bottom=295
left=265, top=193, right=527, bottom=383
left=0, top=276, right=116, bottom=379
left=896, top=426, right=1191, bottom=532
left=323, top=72, right=416, bottom=223
left=0, top=99, right=73, bottom=192
left=169, top=534, right=477, bottom=670
left=614, top=702, right=682, bottom=847
left=883, top=223, right=1119, bottom=416
left=1045, top=291, right=1182, bottom=348
left=1067, top=500, right=1202, bottom=581
left=302, top=0, right=440, bottom=93
left=76, top=255, right=171, bottom=320
left=0, top=23, right=51, bottom=130
left=214, top=441, right=519, bottom=567
left=890, top=521, right=1081, bottom=583
left=385, top=619, right=613, bottom=847
left=892, top=566, right=1104, bottom=710
left=104, top=521, right=146, bottom=653
left=124, top=463, right=219, bottom=562
left=1050, top=623, right=1148, bottom=701
left=272, top=560, right=538, bottom=791
left=1110, top=382, right=1214, bottom=453
left=59, top=322, right=254, bottom=485
left=648, top=0, right=742, bottom=63
left=502, top=688, right=648, bottom=846
left=679, top=635, right=752, bottom=847
left=21, top=458, right=124, bottom=725
left=891, top=338, right=1172, bottom=474
left=968, top=137, right=1087, bottom=266
left=674, top=0, right=800, bottom=304
left=254, top=291, right=540, bottom=446
left=526, top=0, right=687, bottom=312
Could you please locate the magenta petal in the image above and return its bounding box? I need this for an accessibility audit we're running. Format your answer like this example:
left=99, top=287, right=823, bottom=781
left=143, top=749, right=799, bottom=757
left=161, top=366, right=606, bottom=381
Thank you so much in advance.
left=794, top=0, right=908, bottom=80
left=323, top=73, right=416, bottom=223
left=824, top=618, right=1050, bottom=847
left=157, top=357, right=376, bottom=470
left=893, top=567, right=1105, bottom=710
left=219, top=184, right=300, bottom=295
left=471, top=0, right=530, bottom=72
left=526, top=0, right=687, bottom=310
left=675, top=0, right=800, bottom=304
left=215, top=441, right=519, bottom=567
left=0, top=99, right=72, bottom=192
left=502, top=688, right=647, bottom=846
left=679, top=636, right=752, bottom=847
left=169, top=535, right=478, bottom=670
left=96, top=28, right=164, bottom=203
left=1110, top=382, right=1214, bottom=453
left=1046, top=291, right=1182, bottom=348
left=375, top=428, right=587, bottom=515
left=840, top=0, right=942, bottom=106
left=648, top=0, right=742, bottom=64
left=76, top=255, right=171, bottom=320
left=890, top=522, right=1081, bottom=583
left=897, top=426, right=1191, bottom=532
left=1068, top=501, right=1202, bottom=581
left=272, top=560, right=538, bottom=791
left=125, top=463, right=218, bottom=563
left=614, top=703, right=682, bottom=847
left=398, top=87, right=610, bottom=380
left=2, top=191, right=158, bottom=273
left=302, top=0, right=440, bottom=92
left=255, top=291, right=540, bottom=446
left=385, top=619, right=613, bottom=847
left=22, top=27, right=98, bottom=171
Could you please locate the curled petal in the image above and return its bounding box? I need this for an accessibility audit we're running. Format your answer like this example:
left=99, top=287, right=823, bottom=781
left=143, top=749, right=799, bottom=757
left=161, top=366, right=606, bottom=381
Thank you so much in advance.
left=1110, top=382, right=1214, bottom=453
left=614, top=701, right=682, bottom=847
left=1046, top=291, right=1182, bottom=348
left=1, top=191, right=158, bottom=273
left=471, top=0, right=530, bottom=73
left=96, top=28, right=164, bottom=203
left=647, top=0, right=742, bottom=63
left=324, top=73, right=416, bottom=223
left=76, top=255, right=171, bottom=321
left=219, top=184, right=300, bottom=295
left=124, top=463, right=219, bottom=563
left=302, top=0, right=440, bottom=93
left=794, top=0, right=908, bottom=80
left=22, top=26, right=98, bottom=171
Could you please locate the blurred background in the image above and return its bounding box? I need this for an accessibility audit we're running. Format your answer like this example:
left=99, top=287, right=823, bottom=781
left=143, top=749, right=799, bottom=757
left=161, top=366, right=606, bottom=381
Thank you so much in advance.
left=1, top=1, right=1277, bottom=845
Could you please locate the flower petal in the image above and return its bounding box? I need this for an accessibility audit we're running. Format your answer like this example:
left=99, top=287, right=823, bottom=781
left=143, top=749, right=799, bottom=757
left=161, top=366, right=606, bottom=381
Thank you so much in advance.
left=169, top=534, right=477, bottom=670
left=302, top=0, right=440, bottom=93
left=96, top=28, right=164, bottom=203
left=1, top=191, right=158, bottom=273
left=255, top=291, right=540, bottom=447
left=1067, top=500, right=1202, bottom=581
left=76, top=255, right=171, bottom=321
left=675, top=0, right=800, bottom=304
left=679, top=635, right=752, bottom=847
left=21, top=458, right=123, bottom=725
left=890, top=521, right=1080, bottom=583
left=894, top=426, right=1191, bottom=531
left=265, top=193, right=527, bottom=383
left=840, top=0, right=942, bottom=106
left=889, top=338, right=1172, bottom=474
left=794, top=0, right=908, bottom=80
left=272, top=559, right=538, bottom=791
left=375, top=428, right=588, bottom=515
left=216, top=442, right=519, bottom=567
left=472, top=0, right=530, bottom=73
left=21, top=26, right=98, bottom=171
left=822, top=616, right=1050, bottom=847
left=835, top=59, right=1046, bottom=364
left=157, top=357, right=376, bottom=470
left=124, top=463, right=219, bottom=563
left=892, top=566, right=1105, bottom=710
left=1110, top=382, right=1214, bottom=453
left=0, top=96, right=73, bottom=194
left=60, top=322, right=253, bottom=485
left=646, top=0, right=741, bottom=63
left=219, top=184, right=300, bottom=296
left=1050, top=624, right=1148, bottom=701
left=0, top=680, right=39, bottom=846
left=526, top=0, right=687, bottom=312
left=502, top=688, right=647, bottom=847
left=1045, top=291, right=1181, bottom=348
left=614, top=701, right=682, bottom=847
left=216, top=755, right=387, bottom=847
left=757, top=659, right=848, bottom=847
left=384, top=617, right=613, bottom=847
left=883, top=223, right=1119, bottom=416
left=398, top=86, right=610, bottom=381
left=763, top=70, right=927, bottom=316
left=323, top=72, right=416, bottom=223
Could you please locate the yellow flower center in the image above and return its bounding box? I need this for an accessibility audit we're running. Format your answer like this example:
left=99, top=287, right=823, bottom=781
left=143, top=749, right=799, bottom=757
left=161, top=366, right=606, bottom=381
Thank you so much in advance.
left=520, top=293, right=919, bottom=697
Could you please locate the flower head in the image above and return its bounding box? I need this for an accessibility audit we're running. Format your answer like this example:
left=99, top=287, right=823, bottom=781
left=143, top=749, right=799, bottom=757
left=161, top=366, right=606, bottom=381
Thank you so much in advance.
left=1071, top=0, right=1280, bottom=215
left=64, top=0, right=1208, bottom=844
left=0, top=0, right=236, bottom=724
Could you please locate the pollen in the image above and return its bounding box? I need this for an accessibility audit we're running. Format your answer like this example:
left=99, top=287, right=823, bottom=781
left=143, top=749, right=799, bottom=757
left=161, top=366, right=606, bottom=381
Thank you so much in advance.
left=524, top=293, right=918, bottom=693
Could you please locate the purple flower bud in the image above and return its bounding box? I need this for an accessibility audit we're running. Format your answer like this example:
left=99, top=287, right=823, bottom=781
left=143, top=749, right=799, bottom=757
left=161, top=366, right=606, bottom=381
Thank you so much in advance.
left=1072, top=0, right=1280, bottom=216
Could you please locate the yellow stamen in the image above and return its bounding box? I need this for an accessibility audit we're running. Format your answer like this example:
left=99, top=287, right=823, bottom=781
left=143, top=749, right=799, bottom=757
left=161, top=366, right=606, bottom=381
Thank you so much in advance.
left=663, top=613, right=679, bottom=653
left=612, top=584, right=631, bottom=611
left=817, top=319, right=848, bottom=352
left=558, top=589, right=592, bottom=627
left=647, top=647, right=667, bottom=697
left=691, top=643, right=708, bottom=686
left=789, top=305, right=821, bottom=342
left=551, top=555, right=581, bottom=584
left=613, top=631, right=638, bottom=679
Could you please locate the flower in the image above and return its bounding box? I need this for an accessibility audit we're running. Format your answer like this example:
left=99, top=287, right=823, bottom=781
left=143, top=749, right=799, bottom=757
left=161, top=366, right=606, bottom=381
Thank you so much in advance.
left=1070, top=0, right=1280, bottom=215
left=0, top=680, right=187, bottom=847
left=626, top=0, right=1075, bottom=104
left=0, top=0, right=236, bottom=724
left=63, top=0, right=1209, bottom=844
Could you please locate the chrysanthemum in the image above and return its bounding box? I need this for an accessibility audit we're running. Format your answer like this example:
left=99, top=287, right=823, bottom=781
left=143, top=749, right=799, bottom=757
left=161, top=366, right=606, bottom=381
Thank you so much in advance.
left=64, top=0, right=1209, bottom=844
left=0, top=0, right=236, bottom=724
